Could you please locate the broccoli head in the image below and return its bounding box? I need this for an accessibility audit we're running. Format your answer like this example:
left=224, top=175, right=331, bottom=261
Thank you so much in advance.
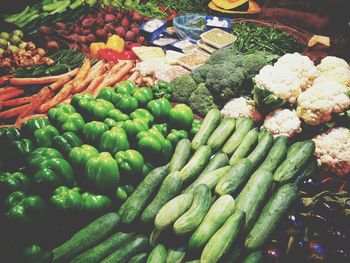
left=190, top=64, right=211, bottom=84
left=241, top=52, right=277, bottom=79
left=188, top=83, right=217, bottom=117
left=206, top=49, right=234, bottom=65
left=170, top=74, right=198, bottom=103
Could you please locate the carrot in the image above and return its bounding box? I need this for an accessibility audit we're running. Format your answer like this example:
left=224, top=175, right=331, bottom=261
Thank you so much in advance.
left=0, top=89, right=25, bottom=102
left=0, top=86, right=21, bottom=95
left=0, top=75, right=13, bottom=86
left=73, top=60, right=107, bottom=93
left=128, top=70, right=140, bottom=82
left=47, top=70, right=79, bottom=93
left=85, top=73, right=108, bottom=94
left=0, top=104, right=28, bottom=119
left=135, top=77, right=142, bottom=86
left=72, top=59, right=91, bottom=88
left=0, top=95, right=36, bottom=107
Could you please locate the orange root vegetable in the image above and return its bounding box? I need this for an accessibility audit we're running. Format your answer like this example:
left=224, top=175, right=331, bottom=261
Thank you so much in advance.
left=72, top=59, right=91, bottom=89
left=0, top=95, right=36, bottom=107
left=0, top=105, right=28, bottom=119
left=0, top=86, right=21, bottom=95
left=0, top=75, right=13, bottom=86
left=135, top=77, right=143, bottom=86
left=0, top=89, right=25, bottom=102
left=128, top=70, right=140, bottom=82
left=85, top=73, right=108, bottom=94
left=48, top=69, right=79, bottom=92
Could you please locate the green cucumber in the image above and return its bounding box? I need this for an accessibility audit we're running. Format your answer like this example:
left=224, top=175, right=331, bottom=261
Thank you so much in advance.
left=222, top=246, right=242, bottom=263
left=173, top=184, right=211, bottom=235
left=147, top=244, right=167, bottom=263
left=287, top=141, right=304, bottom=157
left=294, top=157, right=317, bottom=186
left=166, top=247, right=186, bottom=263
left=71, top=232, right=134, bottom=263
left=201, top=210, right=245, bottom=263
left=185, top=260, right=200, bottom=263
left=169, top=139, right=191, bottom=172
left=273, top=140, right=315, bottom=183
left=155, top=193, right=193, bottom=230
left=53, top=213, right=120, bottom=263
left=141, top=171, right=183, bottom=225
left=180, top=145, right=212, bottom=183
left=229, top=128, right=259, bottom=165
left=119, top=166, right=169, bottom=225
left=149, top=229, right=162, bottom=247
left=242, top=251, right=264, bottom=263
left=215, top=159, right=253, bottom=196
left=191, top=109, right=221, bottom=150
left=207, top=117, right=236, bottom=152
left=245, top=184, right=298, bottom=251
left=222, top=118, right=253, bottom=155
left=235, top=169, right=273, bottom=231
left=258, top=136, right=288, bottom=173
left=247, top=130, right=273, bottom=167
left=130, top=253, right=148, bottom=263
left=101, top=236, right=149, bottom=263
left=189, top=195, right=235, bottom=250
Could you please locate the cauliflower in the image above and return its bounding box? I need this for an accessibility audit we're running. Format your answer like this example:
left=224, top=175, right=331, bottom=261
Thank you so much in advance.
left=262, top=108, right=302, bottom=137
left=221, top=97, right=262, bottom=123
left=313, top=127, right=350, bottom=176
left=317, top=56, right=350, bottom=73
left=274, top=52, right=318, bottom=90
left=296, top=81, right=350, bottom=125
left=314, top=67, right=350, bottom=87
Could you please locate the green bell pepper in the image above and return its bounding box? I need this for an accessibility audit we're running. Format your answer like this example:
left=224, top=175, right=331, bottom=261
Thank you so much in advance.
left=0, top=127, right=21, bottom=145
left=53, top=132, right=82, bottom=156
left=85, top=152, right=120, bottom=193
left=85, top=99, right=115, bottom=121
left=99, top=127, right=130, bottom=154
left=169, top=104, right=194, bottom=130
left=130, top=108, right=154, bottom=126
left=122, top=119, right=149, bottom=138
left=115, top=93, right=138, bottom=114
left=167, top=129, right=189, bottom=147
left=115, top=80, right=136, bottom=95
left=21, top=117, right=50, bottom=139
left=83, top=121, right=109, bottom=146
left=34, top=125, right=59, bottom=148
left=82, top=192, right=112, bottom=213
left=190, top=119, right=202, bottom=136
left=141, top=162, right=154, bottom=177
left=133, top=87, right=153, bottom=107
left=147, top=98, right=172, bottom=121
left=115, top=184, right=134, bottom=202
left=9, top=139, right=33, bottom=166
left=48, top=104, right=85, bottom=133
left=69, top=144, right=99, bottom=172
left=50, top=186, right=84, bottom=213
left=71, top=93, right=94, bottom=116
left=104, top=118, right=118, bottom=128
left=152, top=123, right=169, bottom=137
left=5, top=191, right=45, bottom=224
left=108, top=108, right=129, bottom=122
left=152, top=82, right=173, bottom=99
left=0, top=171, right=30, bottom=196
left=115, top=149, right=144, bottom=178
left=97, top=87, right=119, bottom=105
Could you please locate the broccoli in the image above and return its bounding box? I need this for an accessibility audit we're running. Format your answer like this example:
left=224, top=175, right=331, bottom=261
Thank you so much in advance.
left=170, top=74, right=198, bottom=103
left=206, top=49, right=234, bottom=65
left=241, top=52, right=277, bottom=79
left=188, top=83, right=217, bottom=117
left=190, top=64, right=211, bottom=84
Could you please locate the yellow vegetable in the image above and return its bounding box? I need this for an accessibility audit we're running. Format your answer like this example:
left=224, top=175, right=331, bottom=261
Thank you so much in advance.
left=106, top=35, right=124, bottom=53
left=90, top=42, right=106, bottom=58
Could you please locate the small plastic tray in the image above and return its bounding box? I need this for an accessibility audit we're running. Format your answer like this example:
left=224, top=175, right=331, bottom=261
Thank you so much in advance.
left=151, top=32, right=177, bottom=49
left=205, top=16, right=232, bottom=32
left=140, top=19, right=167, bottom=41
left=197, top=39, right=218, bottom=54
left=177, top=52, right=210, bottom=71
left=200, top=28, right=237, bottom=49
left=170, top=39, right=196, bottom=52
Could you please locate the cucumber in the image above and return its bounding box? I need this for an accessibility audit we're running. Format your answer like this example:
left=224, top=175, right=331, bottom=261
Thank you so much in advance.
left=71, top=232, right=134, bottom=263
left=166, top=247, right=186, bottom=263
left=215, top=159, right=253, bottom=196
left=222, top=118, right=253, bottom=155
left=189, top=195, right=235, bottom=250
left=242, top=251, right=264, bottom=263
left=179, top=145, right=212, bottom=183
left=273, top=140, right=315, bottom=183
left=258, top=136, right=288, bottom=173
left=101, top=236, right=149, bottom=263
left=245, top=184, right=298, bottom=251
left=235, top=169, right=273, bottom=231
left=294, top=157, right=317, bottom=186
left=53, top=213, right=120, bottom=263
left=130, top=253, right=148, bottom=263
left=169, top=139, right=191, bottom=172
left=229, top=128, right=259, bottom=166
left=185, top=260, right=200, bottom=263
left=221, top=246, right=242, bottom=263
left=191, top=109, right=221, bottom=150
left=155, top=193, right=193, bottom=230
left=119, top=166, right=169, bottom=225
left=247, top=130, right=273, bottom=167
left=149, top=229, right=162, bottom=247
left=287, top=141, right=303, bottom=157
left=141, top=171, right=183, bottom=225
left=147, top=244, right=167, bottom=263
left=174, top=184, right=211, bottom=235
left=201, top=210, right=245, bottom=263
left=207, top=117, right=236, bottom=152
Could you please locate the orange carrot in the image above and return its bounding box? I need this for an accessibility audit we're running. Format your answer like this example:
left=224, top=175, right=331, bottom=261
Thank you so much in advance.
left=85, top=73, right=108, bottom=94
left=0, top=86, right=21, bottom=95
left=0, top=89, right=25, bottom=102
left=128, top=70, right=140, bottom=82
left=0, top=104, right=28, bottom=119
left=73, top=60, right=107, bottom=93
left=0, top=95, right=36, bottom=107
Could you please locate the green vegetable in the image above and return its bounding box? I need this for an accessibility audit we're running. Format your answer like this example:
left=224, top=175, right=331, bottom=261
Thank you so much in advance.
left=171, top=74, right=198, bottom=103
left=0, top=171, right=30, bottom=196
left=115, top=149, right=144, bottom=178
left=259, top=136, right=288, bottom=173
left=86, top=98, right=116, bottom=121
left=83, top=121, right=109, bottom=146
left=122, top=119, right=149, bottom=138
left=108, top=108, right=129, bottom=122
left=130, top=253, right=149, bottom=263
left=147, top=98, right=172, bottom=121
left=69, top=144, right=99, bottom=172
left=188, top=83, right=217, bottom=117
left=34, top=124, right=59, bottom=147
left=166, top=246, right=186, bottom=263
left=167, top=129, right=188, bottom=147
left=169, top=138, right=191, bottom=172
left=152, top=123, right=169, bottom=137
left=247, top=130, right=273, bottom=167
left=207, top=117, right=236, bottom=152
left=169, top=104, right=194, bottom=130
left=252, top=86, right=287, bottom=114
left=53, top=132, right=82, bottom=156
left=190, top=119, right=202, bottom=137
left=48, top=103, right=85, bottom=133
left=133, top=87, right=154, bottom=107
left=294, top=156, right=317, bottom=186
left=50, top=186, right=84, bottom=213
left=152, top=82, right=173, bottom=100
left=82, top=192, right=112, bottom=214
left=99, top=127, right=130, bottom=154
left=22, top=117, right=50, bottom=139
left=242, top=251, right=264, bottom=263
left=147, top=244, right=167, bottom=263
left=116, top=93, right=139, bottom=114
left=9, top=138, right=33, bottom=166
left=115, top=80, right=136, bottom=95
left=130, top=108, right=154, bottom=126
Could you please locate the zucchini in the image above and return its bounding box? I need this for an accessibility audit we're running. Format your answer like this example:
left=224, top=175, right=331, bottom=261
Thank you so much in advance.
left=71, top=232, right=134, bottom=263
left=229, top=128, right=259, bottom=165
left=189, top=195, right=235, bottom=250
left=235, top=169, right=273, bottom=231
left=141, top=171, right=183, bottom=225
left=207, top=117, right=236, bottom=152
left=169, top=139, right=192, bottom=172
left=155, top=193, right=193, bottom=230
left=180, top=145, right=212, bottom=183
left=201, top=210, right=245, bottom=263
left=191, top=109, right=221, bottom=150
left=215, top=159, right=253, bottom=196
left=101, top=236, right=149, bottom=263
left=273, top=140, right=315, bottom=183
left=247, top=130, right=273, bottom=167
left=53, top=213, right=120, bottom=263
left=242, top=251, right=264, bottom=263
left=294, top=157, right=317, bottom=186
left=174, top=184, right=211, bottom=235
left=245, top=184, right=298, bottom=251
left=222, top=118, right=253, bottom=155
left=258, top=136, right=288, bottom=173
left=119, top=166, right=169, bottom=225
left=166, top=247, right=186, bottom=263
left=147, top=244, right=167, bottom=263
left=130, top=253, right=148, bottom=263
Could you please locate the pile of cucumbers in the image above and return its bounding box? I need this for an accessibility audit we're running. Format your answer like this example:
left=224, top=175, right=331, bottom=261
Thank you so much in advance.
left=52, top=109, right=316, bottom=263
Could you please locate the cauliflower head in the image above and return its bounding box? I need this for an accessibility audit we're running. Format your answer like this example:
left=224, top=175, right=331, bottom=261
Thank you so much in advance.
left=314, top=67, right=350, bottom=87
left=296, top=81, right=350, bottom=126
left=262, top=108, right=302, bottom=138
left=221, top=97, right=262, bottom=123
left=313, top=127, right=350, bottom=176
left=317, top=56, right=350, bottom=73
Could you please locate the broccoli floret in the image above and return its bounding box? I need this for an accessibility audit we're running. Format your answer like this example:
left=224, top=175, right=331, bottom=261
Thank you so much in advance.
left=241, top=52, right=277, bottom=79
left=206, top=49, right=234, bottom=65
left=170, top=74, right=198, bottom=103
left=188, top=83, right=217, bottom=117
left=190, top=64, right=211, bottom=84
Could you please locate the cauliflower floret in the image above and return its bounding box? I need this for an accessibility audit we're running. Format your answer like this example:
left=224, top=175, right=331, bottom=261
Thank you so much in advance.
left=221, top=97, right=262, bottom=122
left=254, top=65, right=303, bottom=103
left=296, top=81, right=350, bottom=126
left=274, top=52, right=318, bottom=90
left=262, top=108, right=302, bottom=137
left=314, top=68, right=350, bottom=87
left=317, top=56, right=350, bottom=73
left=313, top=127, right=350, bottom=176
